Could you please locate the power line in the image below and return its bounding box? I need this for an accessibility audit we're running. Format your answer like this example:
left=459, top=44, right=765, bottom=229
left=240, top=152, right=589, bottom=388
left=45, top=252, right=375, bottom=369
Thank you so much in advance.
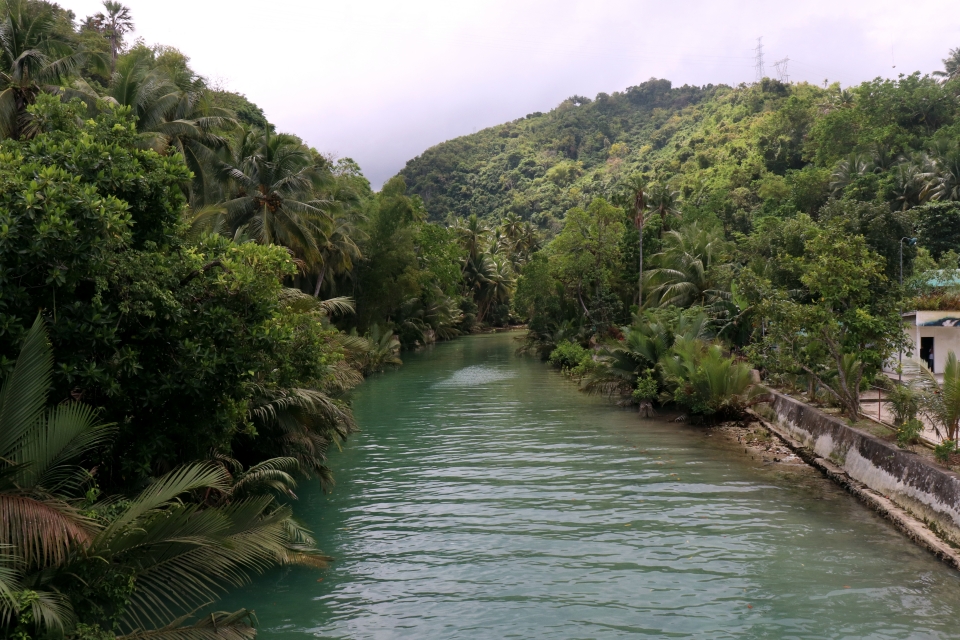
left=773, top=56, right=790, bottom=83
left=754, top=37, right=765, bottom=83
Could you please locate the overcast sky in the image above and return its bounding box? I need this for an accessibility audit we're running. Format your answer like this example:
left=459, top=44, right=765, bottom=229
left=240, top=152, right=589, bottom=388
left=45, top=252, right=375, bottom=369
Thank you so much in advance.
left=68, top=0, right=960, bottom=188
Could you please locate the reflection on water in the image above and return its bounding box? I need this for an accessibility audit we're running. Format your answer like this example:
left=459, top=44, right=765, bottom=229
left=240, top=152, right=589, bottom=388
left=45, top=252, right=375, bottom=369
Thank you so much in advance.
left=433, top=364, right=518, bottom=388
left=225, top=333, right=960, bottom=639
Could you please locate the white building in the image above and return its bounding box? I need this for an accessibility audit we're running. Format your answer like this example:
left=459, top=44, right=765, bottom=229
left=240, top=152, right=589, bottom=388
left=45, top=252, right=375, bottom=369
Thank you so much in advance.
left=901, top=310, right=960, bottom=373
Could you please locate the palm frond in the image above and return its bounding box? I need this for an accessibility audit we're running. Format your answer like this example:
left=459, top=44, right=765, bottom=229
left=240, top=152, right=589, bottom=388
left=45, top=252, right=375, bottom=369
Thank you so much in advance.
left=118, top=609, right=257, bottom=640
left=0, top=315, right=52, bottom=459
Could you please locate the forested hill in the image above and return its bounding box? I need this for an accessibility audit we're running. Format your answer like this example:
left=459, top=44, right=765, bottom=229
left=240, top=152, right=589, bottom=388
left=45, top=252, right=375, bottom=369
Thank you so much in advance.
left=398, top=74, right=958, bottom=234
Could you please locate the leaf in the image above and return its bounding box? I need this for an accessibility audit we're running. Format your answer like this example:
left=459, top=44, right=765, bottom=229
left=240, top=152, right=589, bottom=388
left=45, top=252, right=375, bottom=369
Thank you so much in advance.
left=0, top=315, right=52, bottom=460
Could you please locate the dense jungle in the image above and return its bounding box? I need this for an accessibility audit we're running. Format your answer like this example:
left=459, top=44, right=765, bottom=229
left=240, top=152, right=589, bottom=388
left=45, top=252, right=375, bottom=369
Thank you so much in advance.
left=2, top=0, right=960, bottom=637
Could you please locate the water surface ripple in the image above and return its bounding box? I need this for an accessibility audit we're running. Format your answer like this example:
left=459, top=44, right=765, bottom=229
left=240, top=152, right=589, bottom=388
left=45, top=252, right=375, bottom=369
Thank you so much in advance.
left=228, top=333, right=960, bottom=639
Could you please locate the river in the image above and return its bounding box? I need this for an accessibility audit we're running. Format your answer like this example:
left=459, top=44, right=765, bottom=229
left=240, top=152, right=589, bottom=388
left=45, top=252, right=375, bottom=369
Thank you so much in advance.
left=227, top=333, right=960, bottom=638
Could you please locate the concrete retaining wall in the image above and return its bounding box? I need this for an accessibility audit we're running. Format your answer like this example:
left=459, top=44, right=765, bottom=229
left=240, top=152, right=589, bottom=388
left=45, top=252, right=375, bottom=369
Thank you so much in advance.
left=764, top=389, right=960, bottom=549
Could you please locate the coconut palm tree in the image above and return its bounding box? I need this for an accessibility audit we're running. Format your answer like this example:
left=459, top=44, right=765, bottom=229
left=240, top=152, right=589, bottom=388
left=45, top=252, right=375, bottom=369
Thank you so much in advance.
left=647, top=180, right=679, bottom=235
left=91, top=50, right=233, bottom=203
left=933, top=47, right=960, bottom=83
left=216, top=130, right=333, bottom=261
left=620, top=174, right=648, bottom=307
left=245, top=386, right=355, bottom=489
left=645, top=223, right=729, bottom=308
left=927, top=143, right=960, bottom=202
left=890, top=159, right=925, bottom=210
left=475, top=254, right=516, bottom=324
left=500, top=212, right=523, bottom=246
left=830, top=152, right=870, bottom=195
left=453, top=214, right=492, bottom=263
left=90, top=1, right=133, bottom=72
left=313, top=212, right=363, bottom=297
left=0, top=0, right=89, bottom=139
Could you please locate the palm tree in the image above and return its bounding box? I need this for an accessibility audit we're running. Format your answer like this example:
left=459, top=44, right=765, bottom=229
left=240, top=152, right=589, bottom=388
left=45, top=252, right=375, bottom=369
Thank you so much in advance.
left=0, top=0, right=88, bottom=139
left=0, top=316, right=107, bottom=636
left=829, top=152, right=870, bottom=195
left=500, top=212, right=523, bottom=246
left=217, top=130, right=333, bottom=260
left=246, top=386, right=356, bottom=489
left=647, top=180, right=679, bottom=235
left=91, top=1, right=133, bottom=72
left=92, top=50, right=233, bottom=204
left=620, top=175, right=647, bottom=307
left=933, top=47, right=960, bottom=83
left=659, top=339, right=761, bottom=419
left=313, top=212, right=363, bottom=297
left=582, top=313, right=710, bottom=397
left=890, top=159, right=925, bottom=210
left=0, top=317, right=328, bottom=638
left=453, top=214, right=492, bottom=263
left=354, top=324, right=402, bottom=374
left=927, top=143, right=960, bottom=202
left=915, top=351, right=960, bottom=442
left=80, top=461, right=326, bottom=636
left=646, top=223, right=729, bottom=308
left=514, top=222, right=540, bottom=264
left=475, top=254, right=516, bottom=324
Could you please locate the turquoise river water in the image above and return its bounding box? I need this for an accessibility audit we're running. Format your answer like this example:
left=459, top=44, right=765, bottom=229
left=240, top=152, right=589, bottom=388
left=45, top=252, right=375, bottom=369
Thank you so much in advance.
left=226, top=333, right=960, bottom=638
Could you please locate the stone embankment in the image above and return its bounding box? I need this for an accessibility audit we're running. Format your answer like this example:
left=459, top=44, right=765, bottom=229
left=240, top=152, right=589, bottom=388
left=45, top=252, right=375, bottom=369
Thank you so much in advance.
left=753, top=389, right=960, bottom=570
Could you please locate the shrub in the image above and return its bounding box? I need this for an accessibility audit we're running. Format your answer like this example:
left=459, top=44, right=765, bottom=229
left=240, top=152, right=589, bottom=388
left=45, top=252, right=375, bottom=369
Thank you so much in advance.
left=632, top=372, right=659, bottom=403
left=886, top=383, right=920, bottom=427
left=934, top=439, right=957, bottom=463
left=897, top=418, right=923, bottom=448
left=661, top=339, right=760, bottom=417
left=549, top=340, right=589, bottom=370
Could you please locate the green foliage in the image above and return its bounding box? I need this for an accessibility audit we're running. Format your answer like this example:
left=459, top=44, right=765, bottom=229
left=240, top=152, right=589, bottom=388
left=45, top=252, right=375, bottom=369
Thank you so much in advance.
left=745, top=221, right=902, bottom=419
left=914, top=351, right=960, bottom=442
left=0, top=94, right=352, bottom=485
left=209, top=90, right=271, bottom=130
left=886, top=382, right=920, bottom=427
left=632, top=371, right=659, bottom=402
left=660, top=339, right=758, bottom=417
left=0, top=318, right=320, bottom=639
left=916, top=201, right=960, bottom=260
left=934, top=439, right=957, bottom=463
left=897, top=419, right=923, bottom=448
left=548, top=340, right=588, bottom=370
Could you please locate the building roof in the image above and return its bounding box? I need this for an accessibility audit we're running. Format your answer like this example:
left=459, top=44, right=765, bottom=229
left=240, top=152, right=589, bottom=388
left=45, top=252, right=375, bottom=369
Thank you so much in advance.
left=920, top=268, right=960, bottom=288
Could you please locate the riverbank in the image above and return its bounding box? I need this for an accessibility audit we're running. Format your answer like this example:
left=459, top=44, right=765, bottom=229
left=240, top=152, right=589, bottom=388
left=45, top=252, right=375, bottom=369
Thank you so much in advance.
left=749, top=389, right=960, bottom=570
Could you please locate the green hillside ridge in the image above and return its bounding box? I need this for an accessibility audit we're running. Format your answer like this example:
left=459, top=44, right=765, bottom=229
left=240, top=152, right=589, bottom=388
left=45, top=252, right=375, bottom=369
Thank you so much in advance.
left=399, top=74, right=960, bottom=236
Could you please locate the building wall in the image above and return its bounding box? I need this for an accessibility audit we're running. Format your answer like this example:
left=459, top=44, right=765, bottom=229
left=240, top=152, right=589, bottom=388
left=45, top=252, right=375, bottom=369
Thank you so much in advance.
left=763, top=389, right=960, bottom=560
left=902, top=326, right=960, bottom=373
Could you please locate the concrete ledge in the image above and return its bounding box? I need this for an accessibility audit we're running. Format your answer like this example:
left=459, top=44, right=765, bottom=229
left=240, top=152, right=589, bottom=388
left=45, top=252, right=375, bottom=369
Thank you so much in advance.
left=753, top=389, right=960, bottom=570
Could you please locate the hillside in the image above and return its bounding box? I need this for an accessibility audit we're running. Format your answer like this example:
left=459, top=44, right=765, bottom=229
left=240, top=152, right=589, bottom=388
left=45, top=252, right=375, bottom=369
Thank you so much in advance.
left=399, top=75, right=960, bottom=235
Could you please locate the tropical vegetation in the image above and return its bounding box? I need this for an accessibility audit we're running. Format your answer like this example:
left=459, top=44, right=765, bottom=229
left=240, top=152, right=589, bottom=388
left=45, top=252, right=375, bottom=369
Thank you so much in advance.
left=400, top=48, right=960, bottom=424
left=6, top=0, right=960, bottom=634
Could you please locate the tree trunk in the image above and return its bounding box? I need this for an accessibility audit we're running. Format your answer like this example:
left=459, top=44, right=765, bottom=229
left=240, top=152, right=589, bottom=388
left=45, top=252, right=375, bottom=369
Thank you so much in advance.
left=313, top=265, right=327, bottom=297
left=638, top=401, right=655, bottom=418
left=638, top=221, right=644, bottom=310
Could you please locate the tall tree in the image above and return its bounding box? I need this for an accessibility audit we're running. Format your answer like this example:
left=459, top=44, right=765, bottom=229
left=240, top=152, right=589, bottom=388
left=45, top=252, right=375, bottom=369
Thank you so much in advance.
left=0, top=0, right=86, bottom=139
left=92, top=1, right=133, bottom=72
left=216, top=130, right=332, bottom=260
left=621, top=175, right=648, bottom=308
left=933, top=46, right=960, bottom=83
